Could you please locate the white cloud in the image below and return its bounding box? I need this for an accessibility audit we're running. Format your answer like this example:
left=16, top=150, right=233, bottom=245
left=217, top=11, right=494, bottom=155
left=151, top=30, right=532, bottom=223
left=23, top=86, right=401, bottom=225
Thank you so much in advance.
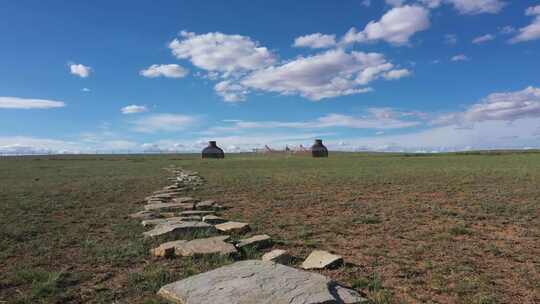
left=121, top=105, right=148, bottom=114
left=419, top=0, right=443, bottom=8
left=169, top=31, right=275, bottom=75
left=446, top=0, right=506, bottom=15
left=210, top=108, right=422, bottom=132
left=240, top=49, right=409, bottom=101
left=81, top=88, right=91, bottom=92
left=140, top=64, right=189, bottom=78
left=214, top=81, right=248, bottom=102
left=510, top=5, right=540, bottom=43
left=342, top=5, right=430, bottom=46
left=132, top=113, right=197, bottom=133
left=472, top=34, right=495, bottom=44
left=293, top=33, right=337, bottom=49
left=362, top=0, right=372, bottom=7
left=0, top=97, right=65, bottom=109
left=69, top=63, right=92, bottom=78
left=383, top=69, right=412, bottom=80
left=451, top=54, right=470, bottom=61
left=434, top=87, right=540, bottom=125
left=420, top=0, right=505, bottom=15
left=499, top=26, right=516, bottom=34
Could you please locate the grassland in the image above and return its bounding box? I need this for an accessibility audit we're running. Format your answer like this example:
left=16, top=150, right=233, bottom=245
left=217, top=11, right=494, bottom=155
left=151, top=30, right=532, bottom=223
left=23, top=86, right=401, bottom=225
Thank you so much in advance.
left=0, top=152, right=539, bottom=303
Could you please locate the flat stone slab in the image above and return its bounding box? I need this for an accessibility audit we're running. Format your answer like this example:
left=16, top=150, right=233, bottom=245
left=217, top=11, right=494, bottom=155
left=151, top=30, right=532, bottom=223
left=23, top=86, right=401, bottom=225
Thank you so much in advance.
left=143, top=222, right=214, bottom=239
left=129, top=210, right=161, bottom=220
left=180, top=210, right=216, bottom=216
left=157, top=260, right=367, bottom=304
left=152, top=236, right=237, bottom=257
left=215, top=221, right=250, bottom=234
left=301, top=250, right=343, bottom=270
left=202, top=215, right=226, bottom=224
left=145, top=202, right=196, bottom=212
left=236, top=234, right=272, bottom=250
left=261, top=249, right=292, bottom=264
left=173, top=197, right=198, bottom=204
left=141, top=216, right=201, bottom=228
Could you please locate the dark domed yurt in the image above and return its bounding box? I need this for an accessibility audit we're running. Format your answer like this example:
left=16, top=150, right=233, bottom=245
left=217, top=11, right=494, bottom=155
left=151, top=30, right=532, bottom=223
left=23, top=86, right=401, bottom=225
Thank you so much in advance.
left=311, top=139, right=328, bottom=158
left=202, top=141, right=225, bottom=159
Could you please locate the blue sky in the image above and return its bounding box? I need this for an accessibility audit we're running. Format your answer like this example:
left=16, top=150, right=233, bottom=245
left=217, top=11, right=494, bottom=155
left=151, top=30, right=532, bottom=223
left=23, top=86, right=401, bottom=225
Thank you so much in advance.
left=1, top=0, right=540, bottom=153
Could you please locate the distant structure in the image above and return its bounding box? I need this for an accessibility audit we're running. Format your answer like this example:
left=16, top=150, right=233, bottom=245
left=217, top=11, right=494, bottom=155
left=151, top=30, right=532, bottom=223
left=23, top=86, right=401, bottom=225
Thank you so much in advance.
left=253, top=145, right=309, bottom=155
left=311, top=139, right=328, bottom=158
left=202, top=141, right=225, bottom=159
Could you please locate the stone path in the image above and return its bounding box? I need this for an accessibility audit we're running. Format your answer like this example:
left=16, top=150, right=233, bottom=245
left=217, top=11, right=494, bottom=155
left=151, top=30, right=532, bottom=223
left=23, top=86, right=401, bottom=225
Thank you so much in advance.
left=129, top=166, right=367, bottom=303
left=158, top=260, right=367, bottom=304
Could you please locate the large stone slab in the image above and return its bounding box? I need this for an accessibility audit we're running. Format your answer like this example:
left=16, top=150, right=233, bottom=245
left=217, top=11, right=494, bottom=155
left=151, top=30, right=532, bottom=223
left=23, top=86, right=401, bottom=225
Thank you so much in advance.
left=301, top=250, right=343, bottom=270
left=144, top=202, right=196, bottom=212
left=157, top=260, right=367, bottom=304
left=195, top=200, right=225, bottom=211
left=143, top=222, right=214, bottom=239
left=236, top=234, right=272, bottom=250
left=215, top=221, right=250, bottom=234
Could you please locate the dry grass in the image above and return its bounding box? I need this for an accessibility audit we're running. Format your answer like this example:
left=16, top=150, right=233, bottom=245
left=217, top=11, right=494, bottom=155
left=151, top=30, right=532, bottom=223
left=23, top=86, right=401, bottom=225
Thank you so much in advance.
left=1, top=152, right=539, bottom=303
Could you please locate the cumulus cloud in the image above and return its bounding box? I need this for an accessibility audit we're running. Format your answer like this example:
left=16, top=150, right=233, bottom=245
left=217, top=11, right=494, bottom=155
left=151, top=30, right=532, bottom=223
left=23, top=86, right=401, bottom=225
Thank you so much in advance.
left=214, top=81, right=248, bottom=102
left=121, top=105, right=148, bottom=114
left=451, top=54, right=470, bottom=61
left=168, top=30, right=413, bottom=102
left=81, top=88, right=91, bottom=92
left=140, top=64, right=189, bottom=78
left=342, top=5, right=430, bottom=46
left=472, top=34, right=495, bottom=44
left=69, top=63, right=92, bottom=78
left=169, top=31, right=275, bottom=76
left=0, top=97, right=65, bottom=109
left=132, top=113, right=197, bottom=133
left=240, top=49, right=410, bottom=101
left=510, top=5, right=540, bottom=43
left=293, top=33, right=337, bottom=49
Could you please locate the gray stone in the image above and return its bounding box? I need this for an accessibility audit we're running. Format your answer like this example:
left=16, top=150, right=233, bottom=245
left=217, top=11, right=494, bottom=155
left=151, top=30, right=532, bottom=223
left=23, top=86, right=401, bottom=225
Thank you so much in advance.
left=151, top=236, right=236, bottom=257
left=261, top=249, right=292, bottom=264
left=180, top=210, right=216, bottom=216
left=143, top=222, right=214, bottom=239
left=151, top=240, right=185, bottom=257
left=301, top=250, right=343, bottom=270
left=173, top=197, right=198, bottom=204
left=145, top=202, right=196, bottom=212
left=236, top=234, right=272, bottom=250
left=157, top=260, right=367, bottom=304
left=129, top=210, right=160, bottom=220
left=141, top=216, right=201, bottom=228
left=215, top=221, right=250, bottom=234
left=202, top=215, right=226, bottom=224
left=195, top=200, right=217, bottom=210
